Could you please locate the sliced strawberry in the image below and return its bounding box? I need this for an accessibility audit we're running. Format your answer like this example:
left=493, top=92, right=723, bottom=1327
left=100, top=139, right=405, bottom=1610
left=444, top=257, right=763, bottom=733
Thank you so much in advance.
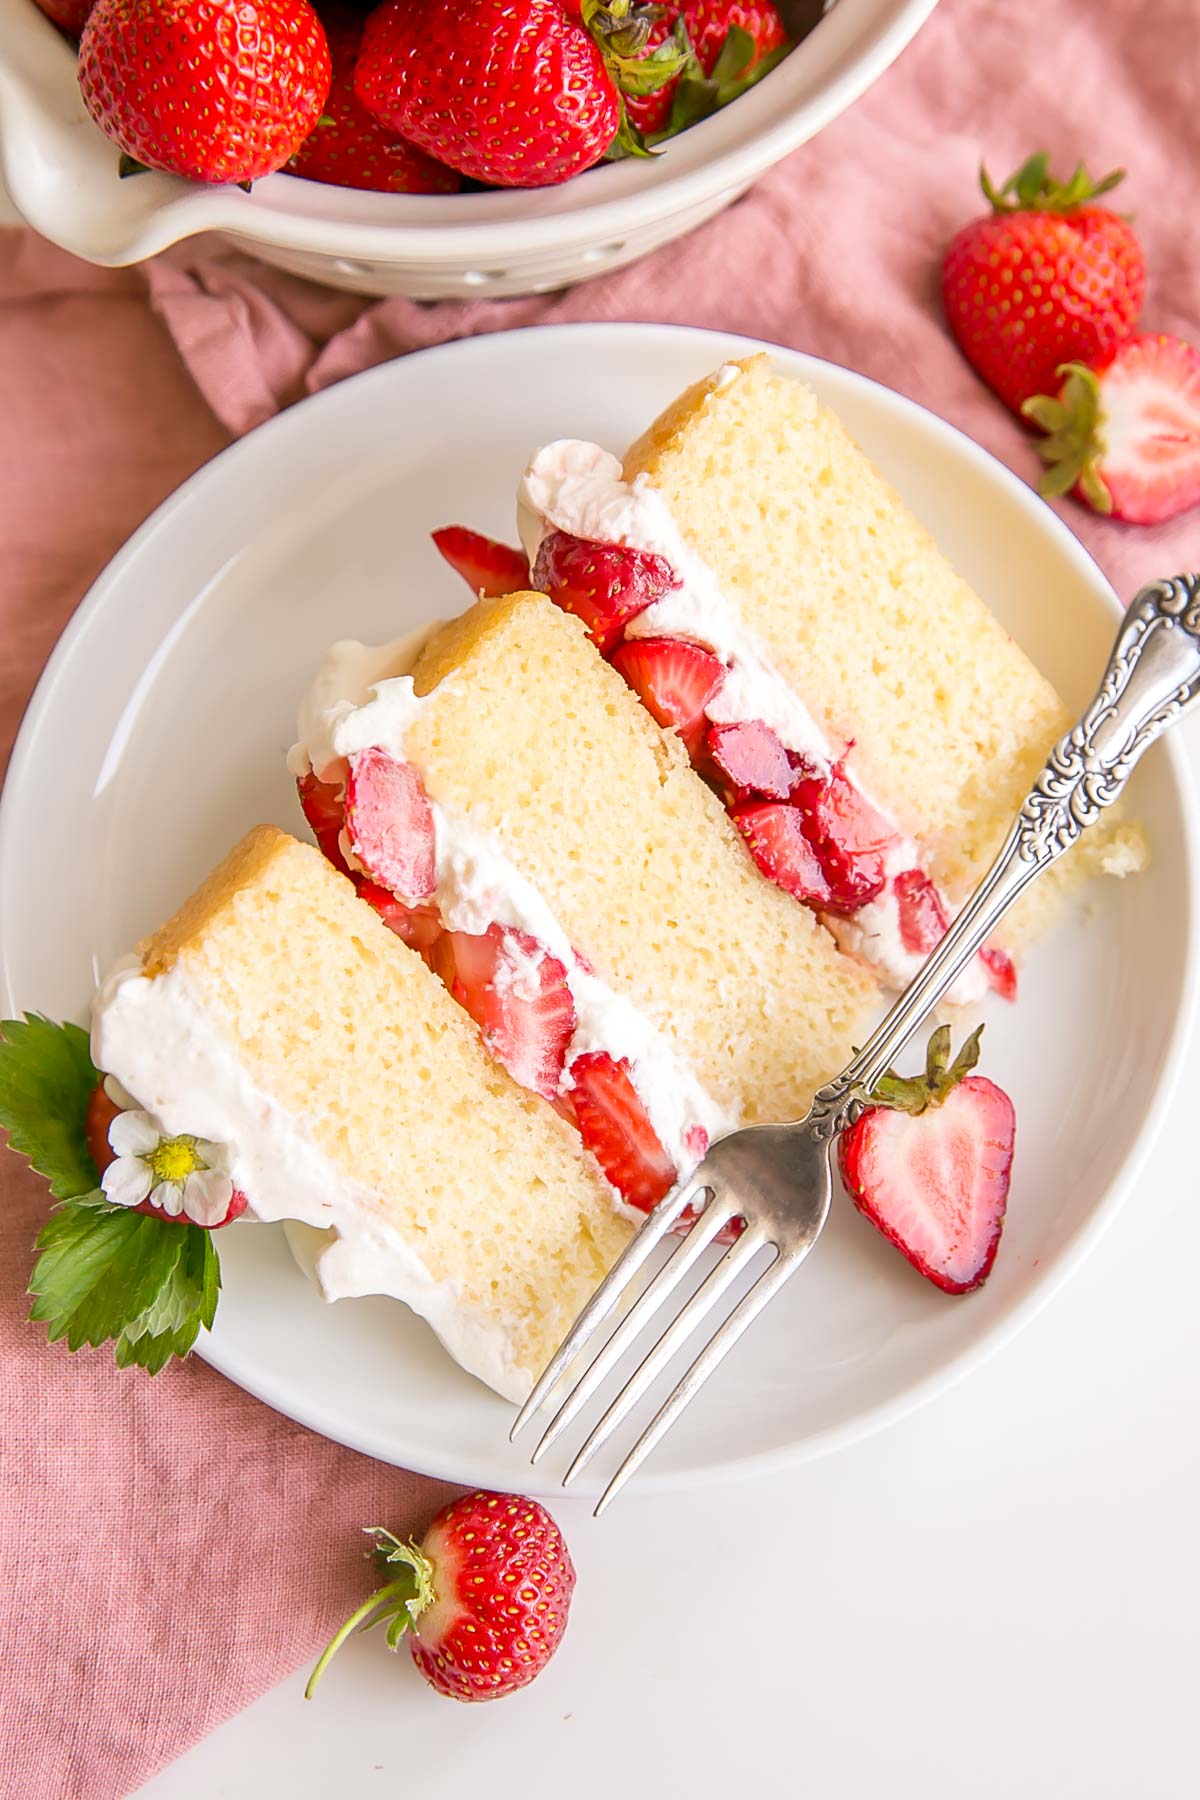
left=980, top=944, right=1018, bottom=1001
left=791, top=762, right=895, bottom=913
left=705, top=719, right=795, bottom=800
left=432, top=526, right=530, bottom=598
left=730, top=801, right=833, bottom=906
left=837, top=1026, right=1014, bottom=1293
left=356, top=877, right=443, bottom=954
left=533, top=531, right=679, bottom=655
left=446, top=923, right=576, bottom=1102
left=344, top=747, right=436, bottom=903
left=297, top=771, right=350, bottom=875
left=610, top=637, right=725, bottom=759
left=569, top=1051, right=677, bottom=1213
left=892, top=868, right=950, bottom=954
left=1024, top=334, right=1200, bottom=525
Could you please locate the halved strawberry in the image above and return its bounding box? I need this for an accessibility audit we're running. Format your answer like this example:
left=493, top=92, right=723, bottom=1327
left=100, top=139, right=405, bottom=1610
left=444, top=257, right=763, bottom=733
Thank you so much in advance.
left=791, top=762, right=895, bottom=913
left=980, top=944, right=1018, bottom=1002
left=344, top=747, right=437, bottom=902
left=569, top=1051, right=677, bottom=1213
left=705, top=718, right=794, bottom=800
left=533, top=531, right=679, bottom=655
left=356, top=877, right=443, bottom=954
left=609, top=637, right=725, bottom=758
left=730, top=801, right=832, bottom=906
left=1023, top=334, right=1200, bottom=525
left=837, top=1025, right=1014, bottom=1293
left=432, top=526, right=531, bottom=598
left=446, top=924, right=576, bottom=1102
left=892, top=867, right=950, bottom=954
left=297, top=771, right=350, bottom=874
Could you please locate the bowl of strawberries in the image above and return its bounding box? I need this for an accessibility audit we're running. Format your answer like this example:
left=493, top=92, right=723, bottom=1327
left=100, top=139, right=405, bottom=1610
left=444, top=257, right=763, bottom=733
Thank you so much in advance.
left=0, top=0, right=937, bottom=297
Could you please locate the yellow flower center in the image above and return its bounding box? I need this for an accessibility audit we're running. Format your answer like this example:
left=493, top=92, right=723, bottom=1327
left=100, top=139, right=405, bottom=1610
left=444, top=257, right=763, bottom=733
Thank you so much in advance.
left=146, top=1135, right=205, bottom=1185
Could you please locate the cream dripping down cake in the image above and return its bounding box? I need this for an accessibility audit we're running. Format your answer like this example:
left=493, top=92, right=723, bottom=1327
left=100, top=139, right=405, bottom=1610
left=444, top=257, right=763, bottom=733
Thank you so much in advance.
left=88, top=825, right=631, bottom=1401
left=508, top=354, right=1146, bottom=996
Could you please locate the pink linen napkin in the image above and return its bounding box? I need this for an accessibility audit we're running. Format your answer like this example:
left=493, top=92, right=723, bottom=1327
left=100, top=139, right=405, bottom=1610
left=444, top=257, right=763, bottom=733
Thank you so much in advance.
left=1, top=0, right=1198, bottom=1795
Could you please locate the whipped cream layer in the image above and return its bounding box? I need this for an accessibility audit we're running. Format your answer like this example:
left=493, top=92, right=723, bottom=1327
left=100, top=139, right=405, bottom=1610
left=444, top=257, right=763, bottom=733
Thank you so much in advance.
left=291, top=642, right=734, bottom=1194
left=91, top=957, right=527, bottom=1401
left=518, top=434, right=990, bottom=1007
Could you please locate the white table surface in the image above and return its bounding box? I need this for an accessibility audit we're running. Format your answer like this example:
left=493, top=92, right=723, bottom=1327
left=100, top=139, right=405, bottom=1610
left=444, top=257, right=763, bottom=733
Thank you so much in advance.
left=5, top=187, right=1194, bottom=1800
left=129, top=716, right=1200, bottom=1800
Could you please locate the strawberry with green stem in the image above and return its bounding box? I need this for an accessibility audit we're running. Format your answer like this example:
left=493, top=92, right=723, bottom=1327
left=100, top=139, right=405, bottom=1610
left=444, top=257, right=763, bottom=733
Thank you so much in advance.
left=625, top=0, right=789, bottom=140
left=941, top=152, right=1145, bottom=416
left=308, top=1491, right=575, bottom=1703
left=354, top=0, right=690, bottom=188
left=838, top=1024, right=1015, bottom=1294
left=1022, top=333, right=1200, bottom=526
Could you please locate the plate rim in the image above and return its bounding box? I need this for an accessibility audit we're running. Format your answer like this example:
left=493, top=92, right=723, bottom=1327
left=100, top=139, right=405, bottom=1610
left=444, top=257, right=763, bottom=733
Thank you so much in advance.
left=4, top=320, right=1197, bottom=1496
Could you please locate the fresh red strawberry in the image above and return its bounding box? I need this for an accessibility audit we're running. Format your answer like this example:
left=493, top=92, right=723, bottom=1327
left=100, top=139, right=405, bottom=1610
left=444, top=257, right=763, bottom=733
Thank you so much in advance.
left=356, top=877, right=443, bottom=954
left=308, top=1491, right=574, bottom=1704
left=355, top=0, right=615, bottom=186
left=1023, top=334, right=1200, bottom=524
left=626, top=0, right=788, bottom=137
left=791, top=762, right=896, bottom=913
left=569, top=1051, right=677, bottom=1212
left=288, top=6, right=459, bottom=193
left=78, top=0, right=332, bottom=185
left=31, top=0, right=96, bottom=34
left=705, top=718, right=794, bottom=800
left=941, top=153, right=1145, bottom=417
left=84, top=1082, right=248, bottom=1229
left=979, top=944, right=1018, bottom=1002
left=609, top=636, right=725, bottom=759
left=433, top=527, right=531, bottom=599
left=344, top=746, right=436, bottom=902
left=533, top=531, right=679, bottom=655
left=297, top=770, right=349, bottom=874
left=444, top=925, right=576, bottom=1102
left=730, top=800, right=833, bottom=906
left=892, top=867, right=949, bottom=954
left=838, top=1025, right=1014, bottom=1294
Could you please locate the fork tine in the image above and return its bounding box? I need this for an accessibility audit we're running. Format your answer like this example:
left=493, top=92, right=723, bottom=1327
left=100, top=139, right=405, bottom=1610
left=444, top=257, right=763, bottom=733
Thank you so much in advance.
left=509, top=1177, right=703, bottom=1441
left=529, top=1190, right=743, bottom=1466
left=593, top=1247, right=800, bottom=1516
left=561, top=1224, right=772, bottom=1488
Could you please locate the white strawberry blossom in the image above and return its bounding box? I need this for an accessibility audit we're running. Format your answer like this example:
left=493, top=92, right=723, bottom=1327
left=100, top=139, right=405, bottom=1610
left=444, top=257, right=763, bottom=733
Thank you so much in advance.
left=101, top=1109, right=235, bottom=1227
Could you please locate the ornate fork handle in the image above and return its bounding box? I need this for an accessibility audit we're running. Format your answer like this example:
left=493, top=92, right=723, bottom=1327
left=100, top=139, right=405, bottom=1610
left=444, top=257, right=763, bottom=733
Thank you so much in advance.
left=808, top=572, right=1200, bottom=1140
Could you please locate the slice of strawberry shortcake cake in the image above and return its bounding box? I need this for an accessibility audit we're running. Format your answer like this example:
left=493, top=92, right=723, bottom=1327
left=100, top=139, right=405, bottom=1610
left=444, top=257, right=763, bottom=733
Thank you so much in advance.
left=290, top=591, right=877, bottom=1228
left=508, top=355, right=1147, bottom=1003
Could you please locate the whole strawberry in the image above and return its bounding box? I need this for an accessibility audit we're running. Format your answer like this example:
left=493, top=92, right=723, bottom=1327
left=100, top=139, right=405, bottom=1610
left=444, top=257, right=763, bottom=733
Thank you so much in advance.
left=627, top=0, right=788, bottom=138
left=307, top=1492, right=576, bottom=1703
left=78, top=0, right=332, bottom=185
left=31, top=0, right=96, bottom=35
left=354, top=0, right=687, bottom=187
left=1023, top=333, right=1200, bottom=525
left=288, top=6, right=459, bottom=193
left=941, top=152, right=1145, bottom=416
left=838, top=1025, right=1015, bottom=1294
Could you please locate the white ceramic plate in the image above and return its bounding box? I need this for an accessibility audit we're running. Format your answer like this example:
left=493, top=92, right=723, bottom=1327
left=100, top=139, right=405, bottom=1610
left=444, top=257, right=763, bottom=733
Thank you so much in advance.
left=1, top=324, right=1195, bottom=1499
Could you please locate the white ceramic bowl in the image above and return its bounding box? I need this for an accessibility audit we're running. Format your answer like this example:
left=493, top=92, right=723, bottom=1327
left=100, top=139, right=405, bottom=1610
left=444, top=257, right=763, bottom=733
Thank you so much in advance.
left=0, top=0, right=937, bottom=297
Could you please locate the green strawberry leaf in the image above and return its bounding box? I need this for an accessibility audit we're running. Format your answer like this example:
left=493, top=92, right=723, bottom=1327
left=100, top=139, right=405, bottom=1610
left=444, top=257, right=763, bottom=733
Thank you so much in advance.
left=0, top=1014, right=101, bottom=1199
left=115, top=1224, right=220, bottom=1373
left=604, top=97, right=661, bottom=161
left=29, top=1193, right=222, bottom=1373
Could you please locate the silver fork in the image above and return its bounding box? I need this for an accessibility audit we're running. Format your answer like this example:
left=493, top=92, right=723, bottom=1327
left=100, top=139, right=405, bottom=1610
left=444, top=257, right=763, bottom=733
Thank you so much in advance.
left=512, top=572, right=1200, bottom=1514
